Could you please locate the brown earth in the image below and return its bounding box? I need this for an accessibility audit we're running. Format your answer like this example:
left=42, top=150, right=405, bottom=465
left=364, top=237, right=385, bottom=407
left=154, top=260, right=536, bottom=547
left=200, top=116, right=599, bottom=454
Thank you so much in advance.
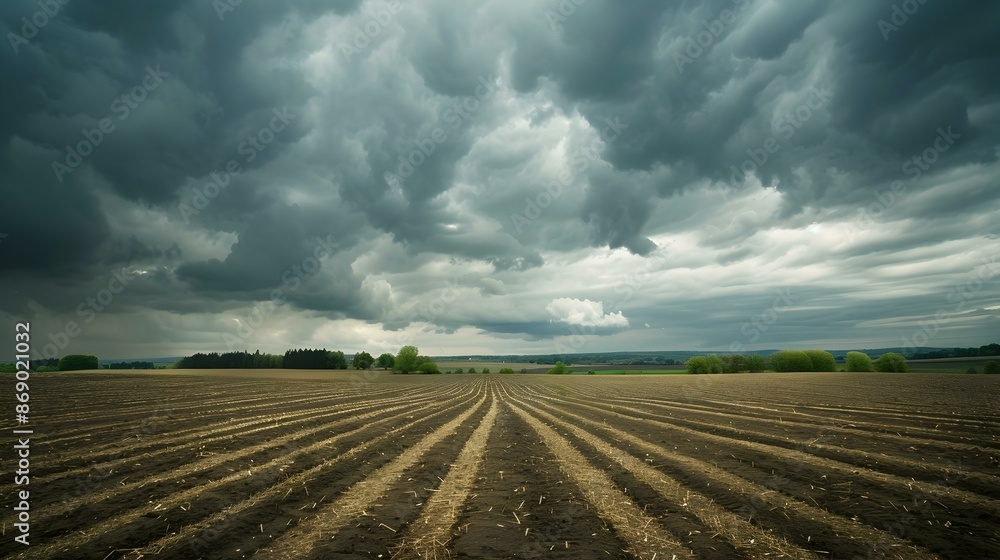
left=1, top=371, right=997, bottom=559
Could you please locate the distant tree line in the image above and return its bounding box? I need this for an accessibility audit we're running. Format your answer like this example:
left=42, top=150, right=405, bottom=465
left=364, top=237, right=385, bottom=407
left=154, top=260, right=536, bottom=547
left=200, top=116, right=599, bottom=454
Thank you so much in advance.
left=528, top=354, right=680, bottom=366
left=283, top=348, right=348, bottom=369
left=173, top=348, right=372, bottom=369
left=906, top=343, right=999, bottom=359
left=175, top=350, right=283, bottom=369
left=106, top=361, right=156, bottom=369
left=684, top=350, right=916, bottom=374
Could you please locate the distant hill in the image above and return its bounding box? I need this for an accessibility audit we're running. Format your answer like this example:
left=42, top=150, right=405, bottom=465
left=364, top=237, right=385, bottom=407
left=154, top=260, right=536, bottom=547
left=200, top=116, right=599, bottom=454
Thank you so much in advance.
left=436, top=346, right=989, bottom=365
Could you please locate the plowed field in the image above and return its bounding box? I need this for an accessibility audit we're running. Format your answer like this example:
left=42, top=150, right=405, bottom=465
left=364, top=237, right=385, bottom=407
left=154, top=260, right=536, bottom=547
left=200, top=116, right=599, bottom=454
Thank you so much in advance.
left=2, top=371, right=998, bottom=559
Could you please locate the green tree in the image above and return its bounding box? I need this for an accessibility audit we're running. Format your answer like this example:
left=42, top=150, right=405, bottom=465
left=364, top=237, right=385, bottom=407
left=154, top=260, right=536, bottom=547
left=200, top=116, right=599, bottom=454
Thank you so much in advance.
left=481, top=367, right=490, bottom=373
left=546, top=361, right=570, bottom=375
left=966, top=367, right=978, bottom=374
left=352, top=351, right=374, bottom=370
left=874, top=352, right=909, bottom=373
left=770, top=350, right=813, bottom=372
left=519, top=368, right=528, bottom=373
left=0, top=363, right=16, bottom=373
left=420, top=356, right=442, bottom=373
left=985, top=361, right=999, bottom=375
left=744, top=354, right=768, bottom=373
left=685, top=356, right=710, bottom=374
left=498, top=368, right=515, bottom=374
left=721, top=354, right=748, bottom=373
left=587, top=370, right=596, bottom=375
left=467, top=367, right=477, bottom=373
left=453, top=367, right=464, bottom=374
left=417, top=362, right=442, bottom=374
left=395, top=345, right=420, bottom=374
left=845, top=351, right=874, bottom=372
left=327, top=350, right=349, bottom=369
left=57, top=354, right=99, bottom=371
left=804, top=350, right=837, bottom=372
left=706, top=354, right=725, bottom=373
left=376, top=353, right=395, bottom=370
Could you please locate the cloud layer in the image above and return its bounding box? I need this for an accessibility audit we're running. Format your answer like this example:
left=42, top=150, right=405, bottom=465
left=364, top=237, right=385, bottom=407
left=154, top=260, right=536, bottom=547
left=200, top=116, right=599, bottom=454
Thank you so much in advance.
left=1, top=0, right=998, bottom=358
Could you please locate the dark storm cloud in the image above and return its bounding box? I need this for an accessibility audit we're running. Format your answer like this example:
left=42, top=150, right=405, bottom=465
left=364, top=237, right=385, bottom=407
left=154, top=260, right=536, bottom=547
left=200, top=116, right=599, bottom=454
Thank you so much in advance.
left=504, top=0, right=999, bottom=251
left=0, top=0, right=320, bottom=276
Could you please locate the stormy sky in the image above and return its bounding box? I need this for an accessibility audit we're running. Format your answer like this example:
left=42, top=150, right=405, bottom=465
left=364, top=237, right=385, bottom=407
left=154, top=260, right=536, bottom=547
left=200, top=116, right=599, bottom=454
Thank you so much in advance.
left=1, top=0, right=998, bottom=360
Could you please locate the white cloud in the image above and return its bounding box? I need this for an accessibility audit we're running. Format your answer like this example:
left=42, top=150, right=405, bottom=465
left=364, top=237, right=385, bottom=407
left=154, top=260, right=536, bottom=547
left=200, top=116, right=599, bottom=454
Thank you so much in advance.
left=546, top=297, right=630, bottom=328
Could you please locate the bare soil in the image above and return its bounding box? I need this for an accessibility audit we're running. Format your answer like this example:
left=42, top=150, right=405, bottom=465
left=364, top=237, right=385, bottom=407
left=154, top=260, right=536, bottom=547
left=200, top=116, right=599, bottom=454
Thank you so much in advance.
left=1, top=371, right=997, bottom=559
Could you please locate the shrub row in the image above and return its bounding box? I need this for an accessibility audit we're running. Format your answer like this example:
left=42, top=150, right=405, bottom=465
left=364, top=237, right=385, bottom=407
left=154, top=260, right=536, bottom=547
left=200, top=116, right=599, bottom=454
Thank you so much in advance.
left=684, top=350, right=914, bottom=374
left=685, top=353, right=769, bottom=374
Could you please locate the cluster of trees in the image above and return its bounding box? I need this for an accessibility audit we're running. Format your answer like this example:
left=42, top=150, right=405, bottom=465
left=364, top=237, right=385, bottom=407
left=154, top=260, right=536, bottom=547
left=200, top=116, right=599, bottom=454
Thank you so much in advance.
left=685, top=353, right=770, bottom=374
left=173, top=349, right=385, bottom=370
left=175, top=350, right=283, bottom=369
left=282, top=348, right=348, bottom=369
left=770, top=350, right=838, bottom=372
left=843, top=351, right=909, bottom=372
left=376, top=353, right=395, bottom=369
left=0, top=358, right=61, bottom=372
left=351, top=351, right=374, bottom=370
left=165, top=348, right=435, bottom=372
left=393, top=346, right=441, bottom=374
left=1, top=358, right=68, bottom=373
left=106, top=361, right=156, bottom=369
left=451, top=367, right=526, bottom=373
left=684, top=350, right=916, bottom=374
left=547, top=361, right=571, bottom=374
left=55, top=354, right=99, bottom=371
left=11, top=354, right=102, bottom=372
left=874, top=352, right=908, bottom=372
